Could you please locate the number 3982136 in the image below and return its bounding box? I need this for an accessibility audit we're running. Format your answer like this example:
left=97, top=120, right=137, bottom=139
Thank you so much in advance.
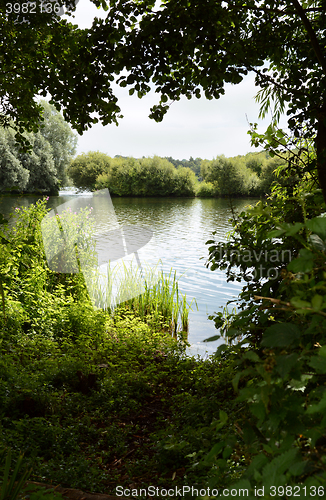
left=5, top=2, right=61, bottom=15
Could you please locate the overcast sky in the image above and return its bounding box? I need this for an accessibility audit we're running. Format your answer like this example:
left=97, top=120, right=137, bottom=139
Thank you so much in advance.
left=63, top=0, right=287, bottom=160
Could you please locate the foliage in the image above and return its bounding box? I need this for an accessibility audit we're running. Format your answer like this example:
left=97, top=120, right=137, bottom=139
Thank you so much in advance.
left=0, top=200, right=247, bottom=497
left=69, top=151, right=285, bottom=197
left=173, top=167, right=197, bottom=197
left=0, top=129, right=29, bottom=192
left=200, top=153, right=285, bottom=197
left=0, top=199, right=193, bottom=336
left=68, top=154, right=198, bottom=196
left=195, top=181, right=218, bottom=198
left=0, top=448, right=31, bottom=500
left=0, top=313, right=245, bottom=497
left=122, top=269, right=197, bottom=337
left=0, top=1, right=122, bottom=146
left=15, top=132, right=58, bottom=195
left=0, top=101, right=77, bottom=194
left=66, top=151, right=114, bottom=191
left=4, top=143, right=326, bottom=495
left=97, top=156, right=176, bottom=196
left=38, top=101, right=77, bottom=187
left=202, top=144, right=326, bottom=495
left=201, top=157, right=248, bottom=197
left=0, top=448, right=68, bottom=500
left=165, top=156, right=203, bottom=179
left=4, top=0, right=326, bottom=202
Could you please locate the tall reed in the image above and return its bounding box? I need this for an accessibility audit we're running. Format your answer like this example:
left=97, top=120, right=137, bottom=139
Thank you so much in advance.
left=99, top=263, right=197, bottom=337
left=219, top=305, right=241, bottom=345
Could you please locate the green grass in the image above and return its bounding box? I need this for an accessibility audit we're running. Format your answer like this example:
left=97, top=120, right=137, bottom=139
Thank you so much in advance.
left=121, top=268, right=197, bottom=338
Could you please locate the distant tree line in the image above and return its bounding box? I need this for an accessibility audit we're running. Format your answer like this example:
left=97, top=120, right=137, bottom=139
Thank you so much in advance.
left=164, top=156, right=202, bottom=179
left=0, top=101, right=77, bottom=195
left=67, top=153, right=197, bottom=196
left=67, top=151, right=287, bottom=197
left=198, top=152, right=286, bottom=197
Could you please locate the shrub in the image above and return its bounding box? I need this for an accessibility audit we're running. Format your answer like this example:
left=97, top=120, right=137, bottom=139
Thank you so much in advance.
left=66, top=152, right=113, bottom=191
left=196, top=181, right=218, bottom=198
left=201, top=157, right=247, bottom=196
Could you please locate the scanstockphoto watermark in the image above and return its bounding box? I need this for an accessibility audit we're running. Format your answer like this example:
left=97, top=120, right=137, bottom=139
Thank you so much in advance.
left=116, top=485, right=325, bottom=498
left=211, top=245, right=293, bottom=280
left=116, top=485, right=250, bottom=497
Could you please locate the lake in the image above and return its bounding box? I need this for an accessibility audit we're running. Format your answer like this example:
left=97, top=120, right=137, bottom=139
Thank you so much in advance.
left=0, top=190, right=257, bottom=357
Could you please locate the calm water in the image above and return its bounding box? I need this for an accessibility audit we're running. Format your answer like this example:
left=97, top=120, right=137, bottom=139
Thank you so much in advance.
left=0, top=190, right=256, bottom=357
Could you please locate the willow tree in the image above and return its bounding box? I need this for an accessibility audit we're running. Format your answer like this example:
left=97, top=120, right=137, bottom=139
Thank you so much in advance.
left=2, top=1, right=326, bottom=196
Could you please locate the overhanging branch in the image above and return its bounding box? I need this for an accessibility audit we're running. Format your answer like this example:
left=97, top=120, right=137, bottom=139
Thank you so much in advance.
left=290, top=0, right=326, bottom=77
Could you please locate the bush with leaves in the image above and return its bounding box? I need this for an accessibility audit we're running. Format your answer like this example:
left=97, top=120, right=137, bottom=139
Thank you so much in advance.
left=201, top=139, right=326, bottom=495
left=66, top=151, right=114, bottom=191
left=171, top=166, right=196, bottom=197
left=95, top=155, right=197, bottom=196
left=196, top=181, right=218, bottom=198
left=201, top=157, right=247, bottom=197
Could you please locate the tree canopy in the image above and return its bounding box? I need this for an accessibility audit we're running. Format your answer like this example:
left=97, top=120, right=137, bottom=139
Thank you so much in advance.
left=38, top=100, right=77, bottom=186
left=2, top=0, right=326, bottom=196
left=0, top=102, right=77, bottom=194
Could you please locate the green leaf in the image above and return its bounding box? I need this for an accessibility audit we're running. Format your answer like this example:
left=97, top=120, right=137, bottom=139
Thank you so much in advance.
left=311, top=294, right=323, bottom=311
left=203, top=442, right=225, bottom=465
left=232, top=371, right=242, bottom=392
left=306, top=390, right=326, bottom=414
left=214, top=344, right=228, bottom=356
left=288, top=460, right=306, bottom=476
left=263, top=443, right=274, bottom=454
left=246, top=453, right=269, bottom=476
left=290, top=297, right=311, bottom=309
left=288, top=374, right=313, bottom=391
left=287, top=249, right=315, bottom=273
left=309, top=234, right=326, bottom=251
left=203, top=334, right=221, bottom=342
left=261, top=323, right=301, bottom=348
left=243, top=351, right=261, bottom=362
left=278, top=222, right=303, bottom=236
left=242, top=423, right=257, bottom=445
left=275, top=353, right=299, bottom=378
left=219, top=410, right=228, bottom=424
left=306, top=216, right=326, bottom=240
left=284, top=223, right=304, bottom=236
left=262, top=448, right=298, bottom=488
left=266, top=229, right=285, bottom=238
left=308, top=355, right=326, bottom=374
